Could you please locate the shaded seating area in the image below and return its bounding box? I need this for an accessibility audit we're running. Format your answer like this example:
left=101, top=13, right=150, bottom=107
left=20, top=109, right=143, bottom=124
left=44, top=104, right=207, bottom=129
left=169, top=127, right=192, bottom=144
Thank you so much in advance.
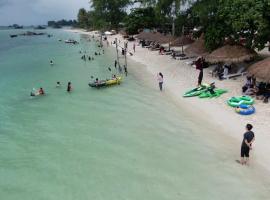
left=247, top=57, right=270, bottom=103
left=206, top=45, right=257, bottom=80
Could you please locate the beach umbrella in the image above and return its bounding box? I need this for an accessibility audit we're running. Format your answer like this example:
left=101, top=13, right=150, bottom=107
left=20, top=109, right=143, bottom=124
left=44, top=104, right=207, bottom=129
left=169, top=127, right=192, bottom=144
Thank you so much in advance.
left=171, top=36, right=194, bottom=47
left=104, top=31, right=112, bottom=35
left=171, top=35, right=194, bottom=53
left=151, top=32, right=173, bottom=44
left=205, top=45, right=256, bottom=64
left=136, top=32, right=152, bottom=40
left=248, top=57, right=270, bottom=82
left=185, top=35, right=209, bottom=57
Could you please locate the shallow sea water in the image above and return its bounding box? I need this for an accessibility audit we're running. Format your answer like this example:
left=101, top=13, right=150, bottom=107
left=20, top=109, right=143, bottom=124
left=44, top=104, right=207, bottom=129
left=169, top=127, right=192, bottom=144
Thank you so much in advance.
left=0, top=29, right=270, bottom=200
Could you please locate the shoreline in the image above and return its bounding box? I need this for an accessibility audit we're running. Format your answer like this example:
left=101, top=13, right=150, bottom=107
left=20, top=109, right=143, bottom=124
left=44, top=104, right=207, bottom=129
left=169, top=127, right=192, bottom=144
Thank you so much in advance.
left=68, top=28, right=270, bottom=172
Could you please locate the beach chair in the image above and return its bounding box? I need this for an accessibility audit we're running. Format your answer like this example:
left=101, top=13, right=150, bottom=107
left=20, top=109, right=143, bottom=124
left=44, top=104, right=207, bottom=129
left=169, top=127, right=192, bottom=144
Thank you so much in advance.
left=223, top=67, right=246, bottom=79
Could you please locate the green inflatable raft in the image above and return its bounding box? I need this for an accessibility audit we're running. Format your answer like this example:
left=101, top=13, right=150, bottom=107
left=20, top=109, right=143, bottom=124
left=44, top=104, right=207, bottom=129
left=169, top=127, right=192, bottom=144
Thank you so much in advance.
left=183, top=84, right=209, bottom=97
left=199, top=89, right=228, bottom=98
left=227, top=96, right=254, bottom=107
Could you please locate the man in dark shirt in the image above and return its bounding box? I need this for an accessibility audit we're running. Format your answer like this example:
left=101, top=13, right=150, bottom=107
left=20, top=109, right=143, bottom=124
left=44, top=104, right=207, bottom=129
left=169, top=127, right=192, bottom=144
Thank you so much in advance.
left=240, top=124, right=255, bottom=165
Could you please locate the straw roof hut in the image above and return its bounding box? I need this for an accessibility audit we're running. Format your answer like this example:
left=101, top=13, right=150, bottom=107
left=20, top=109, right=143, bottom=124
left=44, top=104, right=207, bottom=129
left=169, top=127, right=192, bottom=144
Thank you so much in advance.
left=185, top=36, right=209, bottom=56
left=248, top=57, right=270, bottom=82
left=151, top=32, right=173, bottom=44
left=205, top=45, right=256, bottom=64
left=136, top=32, right=152, bottom=40
left=170, top=36, right=194, bottom=47
left=136, top=32, right=173, bottom=43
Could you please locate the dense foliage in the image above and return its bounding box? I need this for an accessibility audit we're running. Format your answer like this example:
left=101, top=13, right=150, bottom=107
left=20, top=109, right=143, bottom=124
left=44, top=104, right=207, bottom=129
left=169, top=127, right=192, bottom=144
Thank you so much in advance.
left=48, top=19, right=77, bottom=28
left=77, top=0, right=270, bottom=51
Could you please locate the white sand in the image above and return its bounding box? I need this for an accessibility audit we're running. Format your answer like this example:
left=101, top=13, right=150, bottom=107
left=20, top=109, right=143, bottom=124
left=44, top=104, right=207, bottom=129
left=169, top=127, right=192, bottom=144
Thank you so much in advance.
left=68, top=29, right=270, bottom=171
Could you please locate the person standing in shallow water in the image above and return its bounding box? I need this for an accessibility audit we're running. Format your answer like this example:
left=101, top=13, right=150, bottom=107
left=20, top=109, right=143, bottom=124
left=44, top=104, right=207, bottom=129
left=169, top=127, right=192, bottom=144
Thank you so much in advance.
left=240, top=124, right=255, bottom=165
left=67, top=82, right=72, bottom=92
left=157, top=72, right=164, bottom=91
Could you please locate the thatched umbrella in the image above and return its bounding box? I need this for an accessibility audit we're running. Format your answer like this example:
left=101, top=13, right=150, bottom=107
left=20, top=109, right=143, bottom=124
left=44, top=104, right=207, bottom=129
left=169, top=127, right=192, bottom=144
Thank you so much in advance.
left=171, top=36, right=194, bottom=47
left=248, top=57, right=270, bottom=82
left=136, top=32, right=152, bottom=40
left=185, top=36, right=209, bottom=57
left=171, top=35, right=194, bottom=53
left=205, top=45, right=256, bottom=64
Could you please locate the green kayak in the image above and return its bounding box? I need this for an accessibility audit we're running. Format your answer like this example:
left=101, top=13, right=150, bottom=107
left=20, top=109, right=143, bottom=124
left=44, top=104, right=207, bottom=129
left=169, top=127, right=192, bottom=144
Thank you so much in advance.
left=199, top=89, right=228, bottom=98
left=183, top=84, right=209, bottom=97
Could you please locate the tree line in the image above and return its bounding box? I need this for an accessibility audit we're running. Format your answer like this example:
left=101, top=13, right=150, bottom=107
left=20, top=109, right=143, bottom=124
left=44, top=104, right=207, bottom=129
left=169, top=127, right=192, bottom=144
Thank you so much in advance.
left=77, top=0, right=270, bottom=51
left=48, top=19, right=77, bottom=28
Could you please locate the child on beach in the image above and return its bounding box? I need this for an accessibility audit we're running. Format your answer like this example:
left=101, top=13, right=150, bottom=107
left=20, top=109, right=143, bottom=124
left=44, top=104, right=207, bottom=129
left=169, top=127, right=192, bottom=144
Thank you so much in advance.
left=157, top=72, right=164, bottom=91
left=239, top=124, right=255, bottom=165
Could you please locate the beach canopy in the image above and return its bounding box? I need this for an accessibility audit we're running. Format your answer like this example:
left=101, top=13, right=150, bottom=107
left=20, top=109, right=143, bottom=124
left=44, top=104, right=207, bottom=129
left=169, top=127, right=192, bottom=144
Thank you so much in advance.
left=205, top=45, right=256, bottom=64
left=136, top=32, right=173, bottom=43
left=104, top=31, right=113, bottom=35
left=248, top=57, right=270, bottom=82
left=136, top=32, right=152, bottom=40
left=185, top=35, right=209, bottom=56
left=170, top=36, right=194, bottom=47
left=151, top=32, right=173, bottom=44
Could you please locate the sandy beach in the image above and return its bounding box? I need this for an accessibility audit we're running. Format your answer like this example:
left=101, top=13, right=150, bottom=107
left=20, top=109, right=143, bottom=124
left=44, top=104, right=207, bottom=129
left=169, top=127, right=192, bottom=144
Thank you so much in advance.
left=68, top=28, right=270, bottom=172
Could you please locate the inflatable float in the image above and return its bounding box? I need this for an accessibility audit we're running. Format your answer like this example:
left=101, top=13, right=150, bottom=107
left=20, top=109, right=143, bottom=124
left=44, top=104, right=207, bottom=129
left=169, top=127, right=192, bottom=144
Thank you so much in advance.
left=235, top=104, right=255, bottom=115
left=89, top=77, right=122, bottom=88
left=199, top=89, right=227, bottom=98
left=227, top=96, right=254, bottom=107
left=183, top=84, right=209, bottom=97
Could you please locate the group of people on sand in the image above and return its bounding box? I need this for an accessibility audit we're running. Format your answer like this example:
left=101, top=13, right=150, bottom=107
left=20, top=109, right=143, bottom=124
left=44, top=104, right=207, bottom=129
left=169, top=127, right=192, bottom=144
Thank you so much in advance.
left=242, top=75, right=270, bottom=103
left=31, top=81, right=72, bottom=96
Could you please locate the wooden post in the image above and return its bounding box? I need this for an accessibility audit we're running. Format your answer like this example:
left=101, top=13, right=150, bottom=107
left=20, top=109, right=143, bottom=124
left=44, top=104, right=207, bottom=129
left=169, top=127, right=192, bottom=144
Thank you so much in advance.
left=115, top=38, right=120, bottom=69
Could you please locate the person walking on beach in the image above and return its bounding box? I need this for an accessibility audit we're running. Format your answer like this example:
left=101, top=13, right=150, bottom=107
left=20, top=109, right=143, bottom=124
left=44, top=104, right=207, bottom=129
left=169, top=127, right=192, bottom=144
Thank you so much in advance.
left=157, top=72, right=164, bottom=91
left=198, top=69, right=203, bottom=86
left=195, top=57, right=203, bottom=86
left=239, top=124, right=255, bottom=165
left=133, top=43, right=136, bottom=53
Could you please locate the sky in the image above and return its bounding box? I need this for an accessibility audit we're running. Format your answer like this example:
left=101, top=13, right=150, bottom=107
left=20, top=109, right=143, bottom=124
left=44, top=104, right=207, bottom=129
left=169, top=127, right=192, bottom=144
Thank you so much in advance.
left=0, top=0, right=90, bottom=25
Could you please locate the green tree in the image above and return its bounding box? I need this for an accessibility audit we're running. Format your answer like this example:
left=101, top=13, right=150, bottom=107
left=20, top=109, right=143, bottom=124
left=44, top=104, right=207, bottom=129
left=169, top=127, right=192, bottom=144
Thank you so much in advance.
left=91, top=0, right=131, bottom=29
left=189, top=0, right=270, bottom=50
left=77, top=8, right=89, bottom=28
left=125, top=7, right=157, bottom=34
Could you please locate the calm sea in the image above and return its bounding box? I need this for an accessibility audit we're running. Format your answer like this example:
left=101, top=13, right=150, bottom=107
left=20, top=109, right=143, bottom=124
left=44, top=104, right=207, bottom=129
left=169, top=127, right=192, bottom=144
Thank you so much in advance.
left=0, top=28, right=269, bottom=200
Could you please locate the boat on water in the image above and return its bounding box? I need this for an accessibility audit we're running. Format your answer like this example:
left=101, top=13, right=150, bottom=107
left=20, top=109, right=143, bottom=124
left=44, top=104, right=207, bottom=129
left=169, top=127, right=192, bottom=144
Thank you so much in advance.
left=64, top=39, right=78, bottom=44
left=89, top=77, right=122, bottom=88
left=10, top=34, right=18, bottom=38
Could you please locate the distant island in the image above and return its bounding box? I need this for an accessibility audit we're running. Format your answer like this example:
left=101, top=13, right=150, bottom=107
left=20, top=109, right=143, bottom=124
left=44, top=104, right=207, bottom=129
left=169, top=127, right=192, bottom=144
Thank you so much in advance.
left=47, top=19, right=77, bottom=28
left=8, top=24, right=23, bottom=29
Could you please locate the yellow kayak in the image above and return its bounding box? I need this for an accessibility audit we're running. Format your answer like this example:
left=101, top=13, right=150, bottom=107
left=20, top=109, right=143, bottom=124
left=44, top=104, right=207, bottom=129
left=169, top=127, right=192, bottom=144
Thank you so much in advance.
left=105, top=77, right=122, bottom=86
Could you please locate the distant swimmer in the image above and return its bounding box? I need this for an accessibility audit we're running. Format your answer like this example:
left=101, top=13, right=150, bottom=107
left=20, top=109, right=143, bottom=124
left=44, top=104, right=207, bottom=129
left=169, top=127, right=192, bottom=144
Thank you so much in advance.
left=39, top=87, right=45, bottom=95
left=114, top=60, right=117, bottom=68
left=56, top=81, right=61, bottom=87
left=50, top=60, right=54, bottom=65
left=124, top=65, right=128, bottom=76
left=67, top=82, right=72, bottom=92
left=108, top=67, right=112, bottom=71
left=30, top=87, right=45, bottom=96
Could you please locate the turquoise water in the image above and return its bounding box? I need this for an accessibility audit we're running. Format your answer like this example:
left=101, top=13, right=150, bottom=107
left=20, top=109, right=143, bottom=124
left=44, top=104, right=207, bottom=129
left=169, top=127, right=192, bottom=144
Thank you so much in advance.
left=0, top=29, right=270, bottom=200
